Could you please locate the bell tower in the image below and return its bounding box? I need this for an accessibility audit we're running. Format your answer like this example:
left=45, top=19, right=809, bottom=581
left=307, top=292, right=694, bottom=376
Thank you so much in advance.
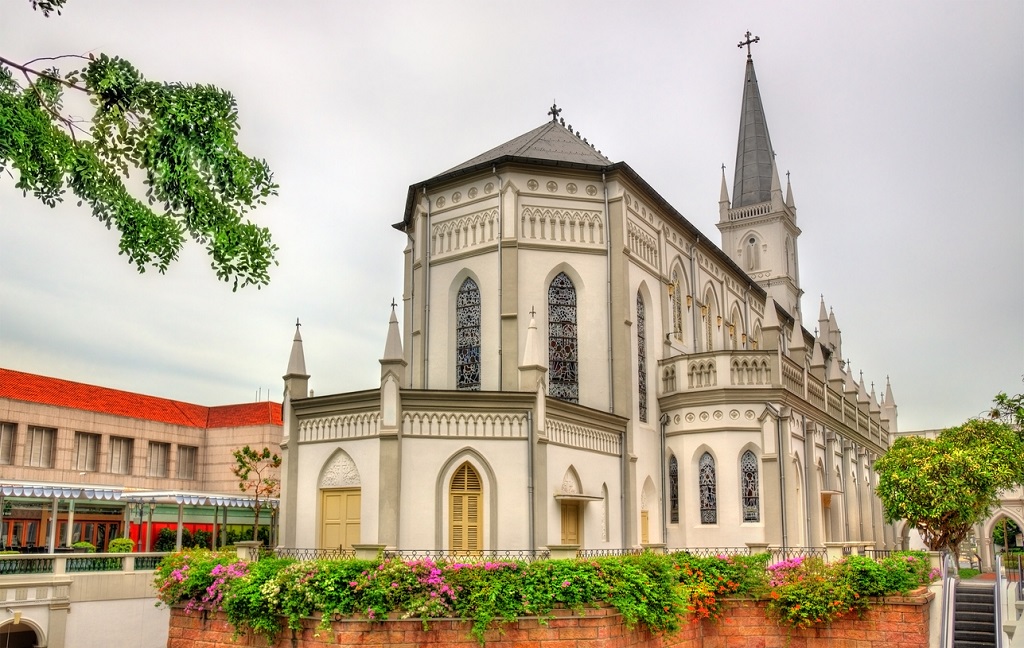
left=717, top=32, right=802, bottom=314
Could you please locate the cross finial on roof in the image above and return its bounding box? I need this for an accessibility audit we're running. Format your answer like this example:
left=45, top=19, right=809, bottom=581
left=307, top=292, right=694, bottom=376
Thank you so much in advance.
left=391, top=298, right=397, bottom=310
left=530, top=306, right=536, bottom=318
left=738, top=31, right=760, bottom=59
left=721, top=162, right=726, bottom=172
left=548, top=101, right=562, bottom=122
left=295, top=318, right=301, bottom=328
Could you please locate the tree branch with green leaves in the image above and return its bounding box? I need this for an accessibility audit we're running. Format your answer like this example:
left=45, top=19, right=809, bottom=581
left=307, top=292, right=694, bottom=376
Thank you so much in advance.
left=1, top=1, right=278, bottom=290
left=232, top=445, right=282, bottom=542
left=875, top=414, right=1024, bottom=558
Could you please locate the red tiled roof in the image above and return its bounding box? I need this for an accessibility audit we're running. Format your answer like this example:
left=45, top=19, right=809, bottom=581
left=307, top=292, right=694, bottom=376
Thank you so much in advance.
left=0, top=368, right=281, bottom=429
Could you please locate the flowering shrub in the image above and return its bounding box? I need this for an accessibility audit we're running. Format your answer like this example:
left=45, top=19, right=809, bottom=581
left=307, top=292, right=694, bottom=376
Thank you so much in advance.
left=153, top=548, right=934, bottom=643
left=152, top=549, right=241, bottom=613
left=765, top=551, right=934, bottom=629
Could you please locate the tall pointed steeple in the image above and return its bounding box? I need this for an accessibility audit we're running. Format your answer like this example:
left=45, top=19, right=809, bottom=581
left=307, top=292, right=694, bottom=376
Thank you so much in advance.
left=285, top=319, right=308, bottom=380
left=717, top=33, right=803, bottom=315
left=732, top=46, right=776, bottom=208
left=283, top=319, right=310, bottom=401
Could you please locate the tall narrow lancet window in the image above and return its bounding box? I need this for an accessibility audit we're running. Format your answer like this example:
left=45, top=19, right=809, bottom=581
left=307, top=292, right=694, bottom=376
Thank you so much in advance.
left=548, top=272, right=578, bottom=403
left=456, top=277, right=481, bottom=390
left=671, top=268, right=683, bottom=340
left=668, top=455, right=679, bottom=524
left=741, top=450, right=760, bottom=522
left=699, top=452, right=717, bottom=524
left=636, top=292, right=648, bottom=422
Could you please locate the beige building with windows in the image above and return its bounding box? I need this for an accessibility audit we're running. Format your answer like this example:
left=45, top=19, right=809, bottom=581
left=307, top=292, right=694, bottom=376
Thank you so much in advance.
left=278, top=49, right=899, bottom=554
left=0, top=367, right=282, bottom=550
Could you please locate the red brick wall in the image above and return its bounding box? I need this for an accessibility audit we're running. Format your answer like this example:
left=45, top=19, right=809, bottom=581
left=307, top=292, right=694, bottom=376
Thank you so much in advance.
left=167, top=593, right=931, bottom=648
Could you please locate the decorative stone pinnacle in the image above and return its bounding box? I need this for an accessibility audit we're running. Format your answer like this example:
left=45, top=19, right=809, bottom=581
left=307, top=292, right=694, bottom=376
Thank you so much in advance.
left=738, top=30, right=760, bottom=59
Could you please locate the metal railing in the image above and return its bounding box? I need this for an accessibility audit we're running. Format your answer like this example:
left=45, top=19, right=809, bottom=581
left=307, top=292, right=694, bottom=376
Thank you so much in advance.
left=0, top=552, right=167, bottom=576
left=995, top=553, right=1006, bottom=648
left=863, top=549, right=898, bottom=559
left=577, top=548, right=643, bottom=558
left=272, top=547, right=355, bottom=561
left=939, top=551, right=956, bottom=648
left=384, top=549, right=550, bottom=563
left=666, top=546, right=752, bottom=558
left=767, top=547, right=828, bottom=563
left=66, top=556, right=124, bottom=572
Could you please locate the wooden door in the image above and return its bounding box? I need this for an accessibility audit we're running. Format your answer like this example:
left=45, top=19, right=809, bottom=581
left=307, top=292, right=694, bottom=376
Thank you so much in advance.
left=561, top=502, right=580, bottom=545
left=320, top=488, right=360, bottom=550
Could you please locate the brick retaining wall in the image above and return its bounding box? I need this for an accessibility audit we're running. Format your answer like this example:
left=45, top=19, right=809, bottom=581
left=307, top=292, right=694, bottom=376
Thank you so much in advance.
left=167, top=592, right=932, bottom=648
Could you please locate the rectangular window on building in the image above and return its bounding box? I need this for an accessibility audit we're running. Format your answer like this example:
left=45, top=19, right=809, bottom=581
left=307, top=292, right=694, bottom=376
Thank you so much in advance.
left=109, top=436, right=134, bottom=475
left=147, top=441, right=169, bottom=478
left=176, top=445, right=198, bottom=480
left=73, top=432, right=100, bottom=472
left=25, top=426, right=56, bottom=468
left=0, top=423, right=15, bottom=465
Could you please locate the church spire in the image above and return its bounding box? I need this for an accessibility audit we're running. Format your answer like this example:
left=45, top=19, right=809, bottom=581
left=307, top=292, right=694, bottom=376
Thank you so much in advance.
left=732, top=34, right=776, bottom=208
left=285, top=319, right=308, bottom=378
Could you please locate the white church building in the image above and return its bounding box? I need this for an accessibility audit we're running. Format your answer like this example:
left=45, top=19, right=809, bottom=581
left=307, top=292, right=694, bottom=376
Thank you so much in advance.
left=278, top=45, right=899, bottom=554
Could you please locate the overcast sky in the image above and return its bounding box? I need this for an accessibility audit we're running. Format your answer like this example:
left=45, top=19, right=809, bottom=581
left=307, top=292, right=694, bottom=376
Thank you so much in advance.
left=1, top=1, right=1021, bottom=432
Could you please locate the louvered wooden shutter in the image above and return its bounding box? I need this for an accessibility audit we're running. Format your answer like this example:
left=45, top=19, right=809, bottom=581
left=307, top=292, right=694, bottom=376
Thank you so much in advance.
left=450, top=463, right=482, bottom=553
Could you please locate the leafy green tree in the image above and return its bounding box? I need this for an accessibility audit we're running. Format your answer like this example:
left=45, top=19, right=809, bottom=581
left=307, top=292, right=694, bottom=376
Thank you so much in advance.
left=989, top=389, right=1024, bottom=439
left=875, top=418, right=1024, bottom=558
left=1, top=1, right=278, bottom=289
left=232, top=445, right=281, bottom=542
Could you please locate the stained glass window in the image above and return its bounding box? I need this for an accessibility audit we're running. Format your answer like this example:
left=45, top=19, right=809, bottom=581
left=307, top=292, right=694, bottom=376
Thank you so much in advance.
left=668, top=455, right=679, bottom=524
left=699, top=452, right=717, bottom=524
left=637, top=292, right=647, bottom=422
left=741, top=450, right=760, bottom=522
left=548, top=272, right=578, bottom=403
left=456, top=277, right=481, bottom=390
left=671, top=268, right=683, bottom=340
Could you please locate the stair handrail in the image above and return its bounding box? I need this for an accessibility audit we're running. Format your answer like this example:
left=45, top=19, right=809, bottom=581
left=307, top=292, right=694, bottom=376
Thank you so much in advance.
left=939, top=551, right=956, bottom=648
left=995, top=552, right=1005, bottom=648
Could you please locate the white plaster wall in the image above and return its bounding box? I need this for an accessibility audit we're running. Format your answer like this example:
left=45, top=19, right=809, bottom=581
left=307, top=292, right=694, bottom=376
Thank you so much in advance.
left=65, top=598, right=169, bottom=648
left=544, top=444, right=621, bottom=548
left=668, top=423, right=766, bottom=548
left=398, top=437, right=529, bottom=549
left=292, top=439, right=381, bottom=548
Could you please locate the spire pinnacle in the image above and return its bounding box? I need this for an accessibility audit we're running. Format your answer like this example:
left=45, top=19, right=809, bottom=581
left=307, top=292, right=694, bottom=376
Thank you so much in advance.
left=732, top=43, right=776, bottom=208
left=285, top=319, right=308, bottom=378
left=737, top=30, right=760, bottom=60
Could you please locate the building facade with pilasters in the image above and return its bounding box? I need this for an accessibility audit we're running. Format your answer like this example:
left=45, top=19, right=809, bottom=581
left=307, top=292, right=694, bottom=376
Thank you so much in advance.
left=278, top=49, right=898, bottom=554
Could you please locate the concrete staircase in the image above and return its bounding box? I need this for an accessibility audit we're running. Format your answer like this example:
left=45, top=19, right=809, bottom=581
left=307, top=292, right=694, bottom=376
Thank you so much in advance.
left=955, top=581, right=997, bottom=648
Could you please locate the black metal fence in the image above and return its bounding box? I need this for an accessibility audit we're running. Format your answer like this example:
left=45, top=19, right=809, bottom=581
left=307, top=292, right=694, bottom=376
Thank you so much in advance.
left=383, top=549, right=550, bottom=563
left=272, top=547, right=355, bottom=561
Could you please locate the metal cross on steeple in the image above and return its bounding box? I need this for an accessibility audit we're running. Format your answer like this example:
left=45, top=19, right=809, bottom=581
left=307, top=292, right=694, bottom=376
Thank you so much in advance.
left=548, top=101, right=562, bottom=122
left=738, top=31, right=760, bottom=59
left=391, top=298, right=397, bottom=310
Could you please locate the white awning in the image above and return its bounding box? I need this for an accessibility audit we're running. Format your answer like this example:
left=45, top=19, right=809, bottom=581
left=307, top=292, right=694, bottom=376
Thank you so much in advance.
left=0, top=482, right=123, bottom=500
left=119, top=490, right=279, bottom=509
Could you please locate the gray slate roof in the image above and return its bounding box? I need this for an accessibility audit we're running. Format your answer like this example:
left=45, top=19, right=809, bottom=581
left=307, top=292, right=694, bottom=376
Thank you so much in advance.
left=732, top=57, right=776, bottom=208
left=441, top=120, right=612, bottom=176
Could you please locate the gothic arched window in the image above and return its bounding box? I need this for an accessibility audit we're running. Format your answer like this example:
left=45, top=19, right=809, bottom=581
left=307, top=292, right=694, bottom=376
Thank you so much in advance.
left=668, top=455, right=679, bottom=524
left=699, top=452, right=717, bottom=524
left=449, top=462, right=482, bottom=553
left=671, top=268, right=684, bottom=340
left=548, top=272, right=578, bottom=403
left=456, top=277, right=481, bottom=390
left=637, top=291, right=647, bottom=423
left=746, top=236, right=759, bottom=271
left=741, top=450, right=760, bottom=522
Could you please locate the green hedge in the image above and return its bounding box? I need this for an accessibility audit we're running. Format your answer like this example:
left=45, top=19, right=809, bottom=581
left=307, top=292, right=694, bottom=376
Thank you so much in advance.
left=153, top=550, right=933, bottom=644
